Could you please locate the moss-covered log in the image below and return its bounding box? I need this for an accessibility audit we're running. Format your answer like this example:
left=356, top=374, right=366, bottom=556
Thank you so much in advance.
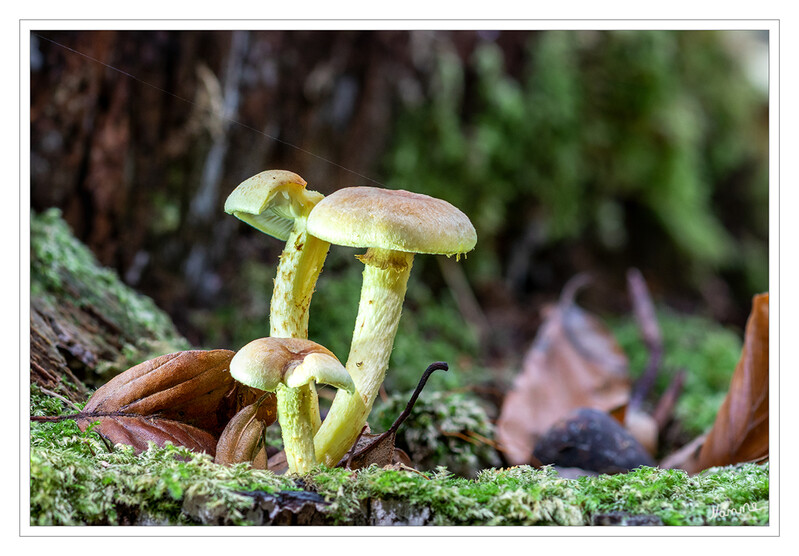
left=29, top=407, right=769, bottom=526
left=30, top=209, right=189, bottom=400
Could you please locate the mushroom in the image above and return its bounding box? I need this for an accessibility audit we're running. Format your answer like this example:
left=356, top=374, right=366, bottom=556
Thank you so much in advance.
left=225, top=170, right=330, bottom=470
left=230, top=337, right=354, bottom=473
left=231, top=337, right=354, bottom=393
left=306, top=186, right=477, bottom=466
left=224, top=170, right=329, bottom=338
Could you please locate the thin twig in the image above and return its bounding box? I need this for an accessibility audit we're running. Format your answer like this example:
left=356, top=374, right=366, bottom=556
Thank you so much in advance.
left=627, top=268, right=663, bottom=413
left=37, top=386, right=83, bottom=412
left=387, top=362, right=449, bottom=436
left=465, top=429, right=499, bottom=449
left=652, top=369, right=686, bottom=431
left=30, top=411, right=172, bottom=422
left=439, top=430, right=481, bottom=446
left=437, top=256, right=491, bottom=349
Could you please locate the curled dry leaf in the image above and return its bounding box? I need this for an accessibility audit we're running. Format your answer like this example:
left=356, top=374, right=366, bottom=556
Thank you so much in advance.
left=82, top=349, right=274, bottom=437
left=215, top=398, right=274, bottom=468
left=76, top=413, right=218, bottom=455
left=496, top=281, right=631, bottom=465
left=341, top=427, right=399, bottom=470
left=680, top=293, right=769, bottom=473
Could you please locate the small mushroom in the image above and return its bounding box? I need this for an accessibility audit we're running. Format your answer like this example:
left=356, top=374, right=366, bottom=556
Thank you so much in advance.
left=224, top=170, right=330, bottom=338
left=306, top=186, right=476, bottom=466
left=231, top=337, right=354, bottom=393
left=230, top=337, right=353, bottom=473
left=225, top=170, right=330, bottom=471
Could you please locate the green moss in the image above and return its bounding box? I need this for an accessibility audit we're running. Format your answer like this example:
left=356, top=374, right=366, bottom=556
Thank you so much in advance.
left=609, top=308, right=743, bottom=435
left=574, top=465, right=769, bottom=526
left=30, top=383, right=768, bottom=526
left=305, top=464, right=768, bottom=526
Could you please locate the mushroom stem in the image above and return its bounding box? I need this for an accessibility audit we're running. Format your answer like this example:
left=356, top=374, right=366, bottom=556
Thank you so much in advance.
left=275, top=382, right=320, bottom=472
left=270, top=220, right=330, bottom=339
left=270, top=219, right=330, bottom=472
left=314, top=247, right=414, bottom=466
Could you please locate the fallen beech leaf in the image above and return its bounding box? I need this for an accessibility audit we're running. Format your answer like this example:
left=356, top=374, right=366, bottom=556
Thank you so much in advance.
left=83, top=350, right=273, bottom=437
left=682, top=293, right=769, bottom=473
left=215, top=398, right=274, bottom=468
left=76, top=413, right=218, bottom=455
left=333, top=427, right=414, bottom=470
left=496, top=278, right=631, bottom=465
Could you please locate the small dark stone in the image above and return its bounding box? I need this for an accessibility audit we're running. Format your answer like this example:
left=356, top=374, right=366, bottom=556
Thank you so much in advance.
left=534, top=408, right=655, bottom=474
left=591, top=512, right=663, bottom=526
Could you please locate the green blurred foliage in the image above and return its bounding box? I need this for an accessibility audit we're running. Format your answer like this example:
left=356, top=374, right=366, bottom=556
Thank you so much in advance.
left=385, top=30, right=767, bottom=293
left=195, top=250, right=479, bottom=393
left=609, top=308, right=744, bottom=436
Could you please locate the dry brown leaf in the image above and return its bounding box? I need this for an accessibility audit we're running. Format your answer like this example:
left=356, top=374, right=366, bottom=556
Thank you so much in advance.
left=680, top=293, right=769, bottom=473
left=83, top=349, right=274, bottom=437
left=215, top=399, right=272, bottom=468
left=496, top=281, right=631, bottom=465
left=267, top=450, right=288, bottom=474
left=623, top=409, right=658, bottom=456
left=342, top=428, right=398, bottom=470
left=76, top=413, right=218, bottom=455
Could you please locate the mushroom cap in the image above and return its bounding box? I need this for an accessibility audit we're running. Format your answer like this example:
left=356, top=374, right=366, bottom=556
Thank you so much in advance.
left=230, top=337, right=352, bottom=392
left=224, top=170, right=324, bottom=241
left=306, top=187, right=477, bottom=256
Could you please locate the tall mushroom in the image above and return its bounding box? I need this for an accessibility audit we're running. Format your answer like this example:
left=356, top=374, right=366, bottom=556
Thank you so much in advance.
left=230, top=337, right=355, bottom=472
left=224, top=170, right=330, bottom=472
left=306, top=186, right=477, bottom=466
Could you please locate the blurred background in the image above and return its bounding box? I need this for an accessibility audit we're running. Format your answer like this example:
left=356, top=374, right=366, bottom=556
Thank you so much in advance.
left=30, top=29, right=769, bottom=465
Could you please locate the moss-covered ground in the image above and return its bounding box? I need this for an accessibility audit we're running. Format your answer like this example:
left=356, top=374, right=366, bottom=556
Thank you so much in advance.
left=30, top=386, right=768, bottom=527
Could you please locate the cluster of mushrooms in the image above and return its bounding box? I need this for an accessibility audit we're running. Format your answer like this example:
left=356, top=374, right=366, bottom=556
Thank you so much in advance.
left=224, top=170, right=477, bottom=474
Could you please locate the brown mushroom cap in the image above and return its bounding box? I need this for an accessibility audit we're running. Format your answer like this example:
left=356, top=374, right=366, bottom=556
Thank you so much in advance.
left=230, top=337, right=351, bottom=392
left=306, top=187, right=477, bottom=256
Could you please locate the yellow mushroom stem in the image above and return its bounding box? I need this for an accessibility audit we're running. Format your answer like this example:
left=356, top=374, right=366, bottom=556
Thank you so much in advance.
left=313, top=247, right=414, bottom=466
left=270, top=217, right=330, bottom=472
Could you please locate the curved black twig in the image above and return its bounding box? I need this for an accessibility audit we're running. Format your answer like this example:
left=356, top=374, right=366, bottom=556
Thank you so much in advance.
left=387, top=362, right=449, bottom=436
